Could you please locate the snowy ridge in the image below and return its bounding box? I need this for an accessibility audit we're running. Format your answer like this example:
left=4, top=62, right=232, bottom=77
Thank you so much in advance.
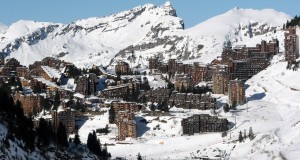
left=0, top=3, right=291, bottom=68
left=0, top=20, right=57, bottom=43
left=111, top=7, right=291, bottom=68
left=0, top=2, right=181, bottom=67
left=0, top=22, right=7, bottom=33
left=180, top=7, right=291, bottom=64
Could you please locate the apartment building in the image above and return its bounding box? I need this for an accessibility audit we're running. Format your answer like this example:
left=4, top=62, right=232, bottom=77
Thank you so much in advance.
left=52, top=108, right=76, bottom=135
left=182, top=114, right=228, bottom=135
left=228, top=80, right=246, bottom=106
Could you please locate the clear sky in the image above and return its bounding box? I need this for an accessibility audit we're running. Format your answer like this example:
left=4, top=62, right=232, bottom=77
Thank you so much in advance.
left=0, top=0, right=298, bottom=28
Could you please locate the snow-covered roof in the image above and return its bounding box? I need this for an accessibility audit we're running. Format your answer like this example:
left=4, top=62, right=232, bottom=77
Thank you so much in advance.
left=34, top=77, right=57, bottom=87
left=74, top=93, right=85, bottom=99
left=35, top=110, right=52, bottom=120
left=104, top=99, right=122, bottom=104
left=196, top=81, right=208, bottom=87
left=41, top=66, right=61, bottom=79
left=60, top=78, right=76, bottom=91
left=232, top=60, right=247, bottom=63
left=105, top=84, right=128, bottom=90
left=233, top=45, right=246, bottom=50
left=39, top=93, right=47, bottom=98
left=87, top=96, right=100, bottom=100
left=175, top=60, right=183, bottom=64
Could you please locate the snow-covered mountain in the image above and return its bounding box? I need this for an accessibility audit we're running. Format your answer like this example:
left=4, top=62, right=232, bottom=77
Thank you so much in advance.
left=0, top=2, right=181, bottom=67
left=182, top=8, right=290, bottom=64
left=117, top=7, right=291, bottom=68
left=0, top=2, right=291, bottom=68
left=0, top=23, right=7, bottom=33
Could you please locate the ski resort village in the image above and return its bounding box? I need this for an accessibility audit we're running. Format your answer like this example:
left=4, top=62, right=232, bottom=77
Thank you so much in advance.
left=0, top=1, right=300, bottom=160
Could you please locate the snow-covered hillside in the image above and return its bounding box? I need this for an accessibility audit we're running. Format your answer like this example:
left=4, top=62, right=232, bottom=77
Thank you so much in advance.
left=183, top=8, right=290, bottom=64
left=0, top=2, right=291, bottom=68
left=72, top=54, right=300, bottom=160
left=239, top=54, right=300, bottom=159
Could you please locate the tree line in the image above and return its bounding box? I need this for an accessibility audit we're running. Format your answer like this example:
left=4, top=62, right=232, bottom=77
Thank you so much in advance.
left=0, top=86, right=111, bottom=159
left=284, top=15, right=300, bottom=29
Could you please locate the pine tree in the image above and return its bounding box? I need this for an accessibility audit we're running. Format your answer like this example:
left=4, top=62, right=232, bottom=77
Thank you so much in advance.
left=244, top=130, right=247, bottom=139
left=22, top=117, right=36, bottom=151
left=37, top=118, right=50, bottom=146
left=249, top=127, right=255, bottom=140
left=87, top=132, right=93, bottom=151
left=161, top=101, right=169, bottom=112
left=137, top=152, right=142, bottom=160
left=101, top=144, right=109, bottom=159
left=74, top=101, right=82, bottom=110
left=53, top=89, right=61, bottom=109
left=10, top=76, right=16, bottom=86
left=167, top=80, right=174, bottom=89
left=286, top=20, right=290, bottom=29
left=66, top=65, right=81, bottom=78
left=287, top=61, right=291, bottom=70
left=40, top=97, right=52, bottom=111
left=221, top=131, right=227, bottom=137
left=14, top=100, right=24, bottom=119
left=109, top=105, right=116, bottom=124
left=0, top=88, right=10, bottom=112
left=87, top=130, right=102, bottom=157
left=231, top=101, right=237, bottom=110
left=108, top=153, right=112, bottom=158
left=144, top=81, right=150, bottom=91
left=116, top=73, right=121, bottom=81
left=33, top=83, right=42, bottom=93
left=180, top=83, right=186, bottom=93
left=47, top=121, right=55, bottom=143
left=89, top=66, right=101, bottom=76
left=94, top=135, right=101, bottom=155
left=238, top=131, right=243, bottom=142
left=16, top=78, right=23, bottom=91
left=223, top=103, right=229, bottom=113
left=150, top=103, right=156, bottom=112
left=57, top=122, right=68, bottom=148
left=73, top=134, right=81, bottom=146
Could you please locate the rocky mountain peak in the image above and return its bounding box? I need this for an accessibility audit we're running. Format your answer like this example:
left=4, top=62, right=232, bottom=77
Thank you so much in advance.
left=162, top=1, right=177, bottom=16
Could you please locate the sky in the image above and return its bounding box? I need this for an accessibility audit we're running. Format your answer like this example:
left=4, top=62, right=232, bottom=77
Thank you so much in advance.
left=0, top=0, right=298, bottom=28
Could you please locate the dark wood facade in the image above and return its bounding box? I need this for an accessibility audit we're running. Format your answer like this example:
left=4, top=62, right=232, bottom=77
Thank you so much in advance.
left=182, top=114, right=228, bottom=135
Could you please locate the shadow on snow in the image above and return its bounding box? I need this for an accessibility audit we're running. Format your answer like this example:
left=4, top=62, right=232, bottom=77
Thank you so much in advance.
left=248, top=92, right=266, bottom=101
left=135, top=116, right=150, bottom=137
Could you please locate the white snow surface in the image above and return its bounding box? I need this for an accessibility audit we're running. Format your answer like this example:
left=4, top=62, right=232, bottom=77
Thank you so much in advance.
left=1, top=20, right=54, bottom=42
